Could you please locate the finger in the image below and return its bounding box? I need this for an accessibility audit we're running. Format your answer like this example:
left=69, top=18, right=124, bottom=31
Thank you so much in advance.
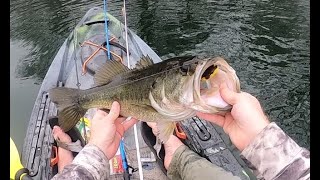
left=122, top=117, right=138, bottom=131
left=220, top=83, right=238, bottom=105
left=222, top=112, right=234, bottom=134
left=52, top=126, right=60, bottom=140
left=146, top=122, right=157, bottom=129
left=146, top=122, right=158, bottom=135
left=114, top=117, right=131, bottom=128
left=115, top=132, right=122, bottom=146
left=106, top=101, right=121, bottom=123
left=93, top=109, right=108, bottom=120
left=196, top=112, right=225, bottom=127
left=115, top=117, right=127, bottom=125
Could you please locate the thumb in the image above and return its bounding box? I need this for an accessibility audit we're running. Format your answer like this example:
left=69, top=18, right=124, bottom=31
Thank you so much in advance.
left=219, top=83, right=238, bottom=105
left=196, top=112, right=225, bottom=127
left=106, top=101, right=121, bottom=122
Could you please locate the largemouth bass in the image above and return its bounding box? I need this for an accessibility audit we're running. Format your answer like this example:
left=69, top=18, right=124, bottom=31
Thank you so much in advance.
left=48, top=56, right=240, bottom=142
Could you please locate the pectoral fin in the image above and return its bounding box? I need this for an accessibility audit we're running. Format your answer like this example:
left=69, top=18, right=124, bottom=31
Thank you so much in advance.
left=48, top=87, right=86, bottom=132
left=157, top=121, right=176, bottom=144
left=152, top=121, right=175, bottom=159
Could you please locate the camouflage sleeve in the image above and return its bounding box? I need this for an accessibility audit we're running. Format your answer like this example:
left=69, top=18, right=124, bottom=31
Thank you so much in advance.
left=167, top=145, right=241, bottom=180
left=240, top=122, right=310, bottom=180
left=51, top=144, right=109, bottom=180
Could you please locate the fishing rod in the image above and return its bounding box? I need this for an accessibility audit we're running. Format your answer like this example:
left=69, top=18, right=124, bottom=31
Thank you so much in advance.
left=122, top=0, right=144, bottom=179
left=123, top=0, right=130, bottom=68
left=119, top=139, right=130, bottom=180
left=103, top=0, right=111, bottom=59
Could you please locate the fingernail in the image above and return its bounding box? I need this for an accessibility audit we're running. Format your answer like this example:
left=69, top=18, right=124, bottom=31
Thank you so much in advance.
left=112, top=101, right=119, bottom=106
left=122, top=116, right=132, bottom=123
left=126, top=116, right=132, bottom=121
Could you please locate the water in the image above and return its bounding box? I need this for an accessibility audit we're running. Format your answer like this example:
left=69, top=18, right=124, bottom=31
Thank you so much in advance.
left=10, top=41, right=41, bottom=152
left=10, top=0, right=310, bottom=153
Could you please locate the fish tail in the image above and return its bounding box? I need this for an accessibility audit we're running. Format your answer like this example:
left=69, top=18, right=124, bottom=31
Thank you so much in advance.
left=48, top=87, right=86, bottom=132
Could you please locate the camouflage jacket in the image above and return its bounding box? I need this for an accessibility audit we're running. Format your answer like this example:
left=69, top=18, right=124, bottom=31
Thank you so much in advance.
left=51, top=122, right=310, bottom=180
left=51, top=144, right=109, bottom=180
left=240, top=122, right=310, bottom=180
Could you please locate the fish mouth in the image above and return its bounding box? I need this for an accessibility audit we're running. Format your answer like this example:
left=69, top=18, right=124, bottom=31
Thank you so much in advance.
left=201, top=64, right=218, bottom=80
left=191, top=58, right=234, bottom=113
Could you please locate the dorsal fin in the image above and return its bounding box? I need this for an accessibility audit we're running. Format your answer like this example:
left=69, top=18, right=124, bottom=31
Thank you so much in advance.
left=93, top=60, right=129, bottom=86
left=134, top=55, right=154, bottom=70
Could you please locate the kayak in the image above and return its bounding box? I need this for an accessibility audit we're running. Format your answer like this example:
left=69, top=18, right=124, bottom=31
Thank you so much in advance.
left=20, top=6, right=255, bottom=180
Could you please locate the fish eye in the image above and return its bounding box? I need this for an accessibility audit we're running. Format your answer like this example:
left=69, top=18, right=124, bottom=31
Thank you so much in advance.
left=201, top=65, right=217, bottom=80
left=179, top=64, right=189, bottom=75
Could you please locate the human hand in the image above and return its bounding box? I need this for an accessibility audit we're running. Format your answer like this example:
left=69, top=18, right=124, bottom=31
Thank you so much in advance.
left=197, top=83, right=270, bottom=151
left=146, top=122, right=184, bottom=170
left=88, top=101, right=138, bottom=159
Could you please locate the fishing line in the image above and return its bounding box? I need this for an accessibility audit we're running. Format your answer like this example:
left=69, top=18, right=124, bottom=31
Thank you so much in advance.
left=71, top=10, right=88, bottom=144
left=71, top=12, right=81, bottom=89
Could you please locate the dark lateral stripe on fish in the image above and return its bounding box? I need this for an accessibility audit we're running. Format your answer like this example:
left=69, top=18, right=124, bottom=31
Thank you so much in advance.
left=48, top=87, right=82, bottom=105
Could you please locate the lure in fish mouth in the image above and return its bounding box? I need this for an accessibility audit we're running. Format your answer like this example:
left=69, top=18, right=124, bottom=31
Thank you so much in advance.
left=190, top=57, right=241, bottom=113
left=48, top=55, right=240, bottom=146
